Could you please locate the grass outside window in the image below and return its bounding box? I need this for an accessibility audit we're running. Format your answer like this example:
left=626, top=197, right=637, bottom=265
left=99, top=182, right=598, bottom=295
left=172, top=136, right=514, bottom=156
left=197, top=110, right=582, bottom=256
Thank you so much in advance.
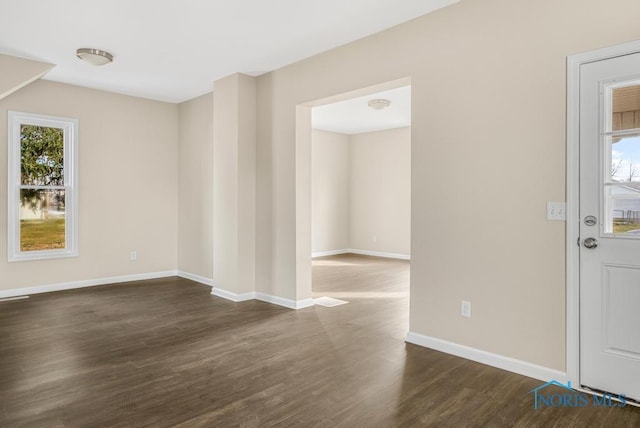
left=20, top=218, right=65, bottom=251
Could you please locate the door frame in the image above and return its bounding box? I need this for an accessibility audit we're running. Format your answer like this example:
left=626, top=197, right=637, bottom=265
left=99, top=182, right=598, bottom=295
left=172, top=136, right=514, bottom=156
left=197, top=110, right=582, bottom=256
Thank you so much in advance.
left=566, top=38, right=640, bottom=389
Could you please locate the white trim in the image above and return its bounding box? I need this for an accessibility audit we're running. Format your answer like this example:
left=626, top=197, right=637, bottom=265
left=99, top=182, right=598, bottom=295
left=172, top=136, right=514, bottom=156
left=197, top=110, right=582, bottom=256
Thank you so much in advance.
left=177, top=271, right=214, bottom=287
left=255, top=292, right=315, bottom=310
left=0, top=272, right=314, bottom=311
left=7, top=111, right=78, bottom=262
left=210, top=288, right=255, bottom=302
left=311, top=249, right=350, bottom=258
left=7, top=111, right=79, bottom=262
left=0, top=271, right=178, bottom=299
left=406, top=332, right=567, bottom=383
left=210, top=287, right=315, bottom=309
left=0, top=296, right=30, bottom=302
left=566, top=46, right=581, bottom=390
left=566, top=39, right=640, bottom=390
left=347, top=248, right=410, bottom=260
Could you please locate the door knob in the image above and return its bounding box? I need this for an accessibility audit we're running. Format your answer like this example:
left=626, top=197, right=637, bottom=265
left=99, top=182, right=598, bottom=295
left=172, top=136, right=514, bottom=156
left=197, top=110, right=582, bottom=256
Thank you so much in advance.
left=583, top=237, right=598, bottom=249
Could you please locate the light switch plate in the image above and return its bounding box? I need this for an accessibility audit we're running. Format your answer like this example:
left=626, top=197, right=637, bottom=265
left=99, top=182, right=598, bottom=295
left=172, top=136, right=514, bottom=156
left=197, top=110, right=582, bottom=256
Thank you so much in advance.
left=547, top=202, right=566, bottom=221
left=461, top=300, right=471, bottom=318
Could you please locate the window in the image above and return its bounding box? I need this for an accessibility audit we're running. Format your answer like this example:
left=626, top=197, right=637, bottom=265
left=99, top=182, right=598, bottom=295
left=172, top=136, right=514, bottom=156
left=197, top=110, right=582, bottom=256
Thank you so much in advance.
left=7, top=111, right=78, bottom=261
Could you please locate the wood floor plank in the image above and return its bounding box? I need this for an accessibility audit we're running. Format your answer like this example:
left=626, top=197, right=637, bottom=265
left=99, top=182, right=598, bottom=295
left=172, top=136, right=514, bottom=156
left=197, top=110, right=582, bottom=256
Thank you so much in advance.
left=0, top=254, right=638, bottom=426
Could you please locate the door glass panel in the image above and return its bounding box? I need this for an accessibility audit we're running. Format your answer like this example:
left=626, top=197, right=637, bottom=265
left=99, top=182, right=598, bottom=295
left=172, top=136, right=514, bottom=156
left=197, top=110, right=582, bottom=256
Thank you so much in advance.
left=610, top=135, right=640, bottom=182
left=605, top=134, right=640, bottom=234
left=606, top=185, right=640, bottom=234
left=612, top=85, right=640, bottom=132
left=605, top=82, right=640, bottom=236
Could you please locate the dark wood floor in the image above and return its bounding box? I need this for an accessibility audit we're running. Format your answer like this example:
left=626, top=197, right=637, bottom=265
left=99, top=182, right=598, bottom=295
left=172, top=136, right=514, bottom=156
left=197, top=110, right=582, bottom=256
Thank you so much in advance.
left=1, top=254, right=638, bottom=427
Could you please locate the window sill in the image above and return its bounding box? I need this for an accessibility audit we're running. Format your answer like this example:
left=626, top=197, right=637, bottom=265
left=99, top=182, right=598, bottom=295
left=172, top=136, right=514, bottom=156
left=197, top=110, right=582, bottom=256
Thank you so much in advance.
left=8, top=250, right=78, bottom=263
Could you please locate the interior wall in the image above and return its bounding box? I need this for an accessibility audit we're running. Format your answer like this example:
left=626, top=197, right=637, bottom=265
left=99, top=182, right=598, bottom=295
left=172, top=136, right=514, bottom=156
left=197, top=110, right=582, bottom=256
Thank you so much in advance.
left=255, top=0, right=640, bottom=371
left=0, top=80, right=179, bottom=291
left=311, top=127, right=410, bottom=256
left=349, top=127, right=410, bottom=256
left=311, top=129, right=350, bottom=253
left=212, top=73, right=257, bottom=295
left=0, top=54, right=53, bottom=100
left=178, top=92, right=213, bottom=279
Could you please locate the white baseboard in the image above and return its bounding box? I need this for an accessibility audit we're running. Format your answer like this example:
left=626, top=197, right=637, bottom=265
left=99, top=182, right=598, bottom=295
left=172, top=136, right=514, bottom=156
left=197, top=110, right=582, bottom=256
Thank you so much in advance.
left=312, top=249, right=350, bottom=258
left=177, top=271, right=214, bottom=287
left=348, top=249, right=410, bottom=260
left=210, top=288, right=256, bottom=302
left=0, top=270, right=179, bottom=299
left=255, top=292, right=315, bottom=310
left=0, top=269, right=314, bottom=312
left=311, top=248, right=410, bottom=260
left=211, top=287, right=314, bottom=310
left=406, top=332, right=567, bottom=383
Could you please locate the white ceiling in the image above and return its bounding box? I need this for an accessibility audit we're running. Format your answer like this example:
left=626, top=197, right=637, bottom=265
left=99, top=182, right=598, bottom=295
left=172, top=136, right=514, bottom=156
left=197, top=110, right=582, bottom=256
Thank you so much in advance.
left=312, top=86, right=411, bottom=135
left=0, top=0, right=457, bottom=103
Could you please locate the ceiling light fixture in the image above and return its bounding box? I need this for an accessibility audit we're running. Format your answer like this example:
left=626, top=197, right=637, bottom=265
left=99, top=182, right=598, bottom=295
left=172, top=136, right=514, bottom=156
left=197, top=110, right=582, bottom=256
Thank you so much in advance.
left=367, top=98, right=391, bottom=110
left=76, top=48, right=113, bottom=66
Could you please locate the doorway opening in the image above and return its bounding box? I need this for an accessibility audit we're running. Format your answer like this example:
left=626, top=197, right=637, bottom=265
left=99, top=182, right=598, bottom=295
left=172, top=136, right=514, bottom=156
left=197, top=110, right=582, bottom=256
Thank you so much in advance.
left=296, top=78, right=411, bottom=331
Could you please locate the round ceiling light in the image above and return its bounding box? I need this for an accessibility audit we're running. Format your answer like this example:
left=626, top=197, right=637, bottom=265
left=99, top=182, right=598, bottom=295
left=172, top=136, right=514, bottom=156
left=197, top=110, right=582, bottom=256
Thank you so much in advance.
left=367, top=98, right=391, bottom=110
left=76, top=48, right=113, bottom=66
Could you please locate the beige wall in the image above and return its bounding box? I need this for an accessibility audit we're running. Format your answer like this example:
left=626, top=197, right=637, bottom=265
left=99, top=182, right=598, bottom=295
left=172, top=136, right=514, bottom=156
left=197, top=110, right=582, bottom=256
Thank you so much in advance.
left=0, top=54, right=53, bottom=100
left=178, top=93, right=213, bottom=279
left=255, top=0, right=640, bottom=371
left=311, top=130, right=350, bottom=253
left=213, top=74, right=257, bottom=294
left=350, top=127, right=410, bottom=255
left=0, top=80, right=179, bottom=290
left=311, top=127, right=410, bottom=256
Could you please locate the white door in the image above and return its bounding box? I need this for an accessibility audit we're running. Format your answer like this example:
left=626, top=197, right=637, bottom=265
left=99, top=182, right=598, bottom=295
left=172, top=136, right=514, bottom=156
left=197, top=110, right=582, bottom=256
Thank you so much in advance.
left=580, top=52, right=640, bottom=402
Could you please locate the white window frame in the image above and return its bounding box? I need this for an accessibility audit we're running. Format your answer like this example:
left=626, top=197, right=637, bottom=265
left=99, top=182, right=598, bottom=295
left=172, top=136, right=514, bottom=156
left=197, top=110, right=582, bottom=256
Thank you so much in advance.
left=7, top=111, right=78, bottom=262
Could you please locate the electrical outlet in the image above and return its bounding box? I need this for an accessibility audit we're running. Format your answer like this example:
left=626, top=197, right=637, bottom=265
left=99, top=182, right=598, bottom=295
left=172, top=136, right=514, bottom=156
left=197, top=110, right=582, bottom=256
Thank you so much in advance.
left=461, top=300, right=471, bottom=318
left=130, top=251, right=137, bottom=261
left=372, top=235, right=377, bottom=243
